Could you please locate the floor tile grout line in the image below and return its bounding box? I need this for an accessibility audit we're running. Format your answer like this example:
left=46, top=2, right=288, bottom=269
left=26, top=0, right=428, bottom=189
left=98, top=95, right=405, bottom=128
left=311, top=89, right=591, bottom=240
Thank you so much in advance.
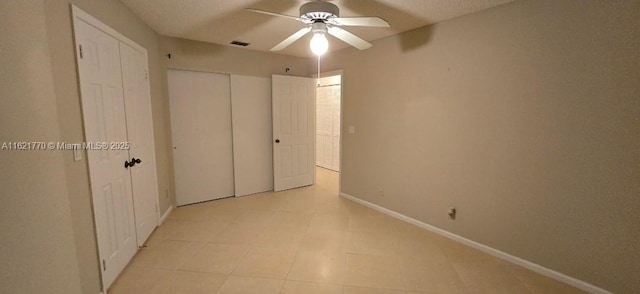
left=282, top=201, right=314, bottom=282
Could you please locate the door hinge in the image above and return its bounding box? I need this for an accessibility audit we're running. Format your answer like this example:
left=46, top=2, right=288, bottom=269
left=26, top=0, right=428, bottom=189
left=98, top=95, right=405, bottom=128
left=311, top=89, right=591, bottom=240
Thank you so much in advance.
left=144, top=69, right=149, bottom=81
left=102, top=259, right=106, bottom=271
left=79, top=44, right=83, bottom=59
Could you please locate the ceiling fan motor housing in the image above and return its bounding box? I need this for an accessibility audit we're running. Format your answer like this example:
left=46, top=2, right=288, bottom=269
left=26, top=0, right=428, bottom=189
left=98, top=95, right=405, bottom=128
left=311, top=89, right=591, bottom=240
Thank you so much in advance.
left=311, top=22, right=328, bottom=34
left=300, top=1, right=339, bottom=21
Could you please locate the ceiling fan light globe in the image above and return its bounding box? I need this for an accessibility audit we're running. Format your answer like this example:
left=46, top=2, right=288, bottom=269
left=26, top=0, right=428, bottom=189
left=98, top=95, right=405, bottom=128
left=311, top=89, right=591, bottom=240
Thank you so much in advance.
left=310, top=32, right=328, bottom=56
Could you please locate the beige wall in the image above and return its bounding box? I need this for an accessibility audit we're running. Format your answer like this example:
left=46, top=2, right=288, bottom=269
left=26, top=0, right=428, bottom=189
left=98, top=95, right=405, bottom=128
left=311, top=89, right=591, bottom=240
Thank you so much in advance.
left=321, top=0, right=639, bottom=293
left=0, top=1, right=82, bottom=293
left=162, top=37, right=312, bottom=78
left=4, top=0, right=637, bottom=293
left=40, top=0, right=175, bottom=293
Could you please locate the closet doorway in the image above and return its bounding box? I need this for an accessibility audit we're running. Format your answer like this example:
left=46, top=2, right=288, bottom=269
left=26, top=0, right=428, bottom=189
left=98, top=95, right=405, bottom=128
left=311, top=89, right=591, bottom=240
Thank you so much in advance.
left=315, top=74, right=342, bottom=172
left=72, top=6, right=160, bottom=290
left=168, top=70, right=275, bottom=204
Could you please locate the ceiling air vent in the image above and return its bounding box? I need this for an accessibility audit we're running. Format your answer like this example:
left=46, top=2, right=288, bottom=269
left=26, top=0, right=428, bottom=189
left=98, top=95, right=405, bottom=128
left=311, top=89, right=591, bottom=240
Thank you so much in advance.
left=230, top=40, right=250, bottom=47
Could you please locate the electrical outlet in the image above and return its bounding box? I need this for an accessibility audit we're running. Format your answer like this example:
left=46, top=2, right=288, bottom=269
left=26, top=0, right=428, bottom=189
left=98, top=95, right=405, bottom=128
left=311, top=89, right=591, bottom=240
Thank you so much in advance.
left=448, top=207, right=456, bottom=220
left=378, top=187, right=384, bottom=197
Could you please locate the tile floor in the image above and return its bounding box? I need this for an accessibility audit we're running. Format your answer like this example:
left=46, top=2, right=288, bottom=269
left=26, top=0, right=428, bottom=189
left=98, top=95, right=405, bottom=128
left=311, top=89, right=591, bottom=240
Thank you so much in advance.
left=110, top=167, right=586, bottom=294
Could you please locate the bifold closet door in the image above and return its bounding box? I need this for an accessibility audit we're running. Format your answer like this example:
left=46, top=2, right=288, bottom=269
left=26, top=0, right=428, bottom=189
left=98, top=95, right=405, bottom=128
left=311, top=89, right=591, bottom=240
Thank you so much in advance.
left=120, top=42, right=160, bottom=246
left=73, top=6, right=161, bottom=289
left=74, top=16, right=137, bottom=289
left=168, top=70, right=234, bottom=206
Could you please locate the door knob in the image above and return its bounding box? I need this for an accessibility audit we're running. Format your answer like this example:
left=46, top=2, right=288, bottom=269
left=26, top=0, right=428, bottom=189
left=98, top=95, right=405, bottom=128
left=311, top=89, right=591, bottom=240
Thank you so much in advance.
left=124, top=158, right=142, bottom=169
left=275, top=139, right=280, bottom=143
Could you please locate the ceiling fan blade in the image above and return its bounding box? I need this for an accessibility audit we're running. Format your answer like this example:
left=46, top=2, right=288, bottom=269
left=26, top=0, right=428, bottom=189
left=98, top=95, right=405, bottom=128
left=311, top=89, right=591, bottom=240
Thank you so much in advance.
left=330, top=17, right=390, bottom=27
left=271, top=27, right=312, bottom=51
left=245, top=8, right=305, bottom=23
left=327, top=27, right=372, bottom=50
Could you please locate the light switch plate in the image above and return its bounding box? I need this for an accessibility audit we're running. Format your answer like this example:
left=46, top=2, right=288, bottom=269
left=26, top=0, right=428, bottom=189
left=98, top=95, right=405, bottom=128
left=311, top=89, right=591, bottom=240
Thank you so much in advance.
left=348, top=125, right=356, bottom=134
left=73, top=149, right=82, bottom=161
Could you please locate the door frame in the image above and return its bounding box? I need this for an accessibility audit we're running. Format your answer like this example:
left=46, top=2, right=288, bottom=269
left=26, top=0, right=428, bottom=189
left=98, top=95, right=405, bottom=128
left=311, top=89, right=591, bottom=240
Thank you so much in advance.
left=71, top=5, right=160, bottom=291
left=311, top=69, right=344, bottom=193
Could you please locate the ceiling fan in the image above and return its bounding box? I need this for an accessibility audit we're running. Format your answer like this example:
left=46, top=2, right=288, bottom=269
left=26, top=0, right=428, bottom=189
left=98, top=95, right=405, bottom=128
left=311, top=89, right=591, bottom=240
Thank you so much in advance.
left=246, top=0, right=390, bottom=55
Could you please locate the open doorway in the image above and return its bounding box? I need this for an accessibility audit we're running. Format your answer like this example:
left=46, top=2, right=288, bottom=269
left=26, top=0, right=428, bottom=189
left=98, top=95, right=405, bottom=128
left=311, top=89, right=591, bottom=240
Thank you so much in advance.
left=315, top=73, right=342, bottom=189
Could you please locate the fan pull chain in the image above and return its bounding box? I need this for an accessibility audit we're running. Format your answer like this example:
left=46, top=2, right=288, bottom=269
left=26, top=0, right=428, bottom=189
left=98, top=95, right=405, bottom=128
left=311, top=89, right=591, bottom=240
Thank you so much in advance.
left=317, top=54, right=321, bottom=84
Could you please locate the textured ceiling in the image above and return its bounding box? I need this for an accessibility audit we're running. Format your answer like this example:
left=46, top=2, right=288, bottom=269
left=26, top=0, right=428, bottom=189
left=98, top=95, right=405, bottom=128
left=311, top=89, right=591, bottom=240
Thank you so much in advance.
left=119, top=0, right=514, bottom=57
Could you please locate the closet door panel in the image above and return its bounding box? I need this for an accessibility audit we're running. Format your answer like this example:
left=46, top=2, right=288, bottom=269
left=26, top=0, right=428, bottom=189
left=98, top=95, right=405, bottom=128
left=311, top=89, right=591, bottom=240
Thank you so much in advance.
left=168, top=70, right=234, bottom=205
left=230, top=75, right=273, bottom=196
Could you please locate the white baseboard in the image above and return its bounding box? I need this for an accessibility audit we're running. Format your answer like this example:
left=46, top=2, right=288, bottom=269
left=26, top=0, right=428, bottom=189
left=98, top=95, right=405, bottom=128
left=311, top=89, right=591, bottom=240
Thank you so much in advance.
left=159, top=205, right=173, bottom=225
left=339, top=192, right=612, bottom=294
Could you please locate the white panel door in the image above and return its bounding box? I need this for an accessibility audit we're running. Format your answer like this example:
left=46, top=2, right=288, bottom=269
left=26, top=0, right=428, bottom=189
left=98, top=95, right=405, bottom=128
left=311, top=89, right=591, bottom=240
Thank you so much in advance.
left=168, top=70, right=235, bottom=205
left=230, top=75, right=273, bottom=196
left=272, top=75, right=316, bottom=191
left=120, top=42, right=159, bottom=246
left=74, top=18, right=137, bottom=289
